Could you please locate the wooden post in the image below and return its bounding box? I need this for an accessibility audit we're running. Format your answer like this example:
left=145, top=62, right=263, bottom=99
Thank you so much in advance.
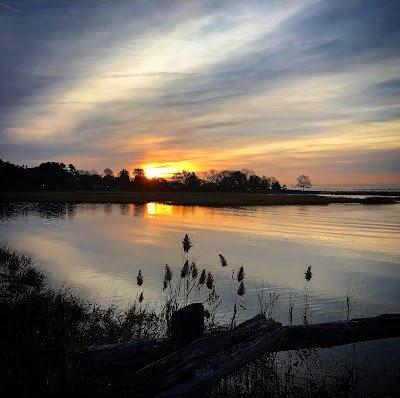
left=171, top=303, right=204, bottom=350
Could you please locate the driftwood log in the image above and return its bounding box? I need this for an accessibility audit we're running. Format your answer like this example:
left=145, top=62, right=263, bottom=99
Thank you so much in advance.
left=93, top=313, right=400, bottom=397
left=96, top=314, right=283, bottom=397
left=279, top=313, right=400, bottom=351
left=86, top=313, right=400, bottom=374
left=86, top=303, right=205, bottom=373
left=85, top=338, right=170, bottom=372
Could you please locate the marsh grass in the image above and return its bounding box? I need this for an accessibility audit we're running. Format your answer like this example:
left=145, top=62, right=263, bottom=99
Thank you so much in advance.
left=205, top=266, right=395, bottom=398
left=205, top=351, right=357, bottom=398
left=301, top=266, right=314, bottom=325
left=226, top=261, right=247, bottom=329
left=288, top=290, right=297, bottom=326
left=255, top=281, right=281, bottom=320
left=0, top=244, right=162, bottom=395
left=205, top=339, right=389, bottom=398
left=1, top=241, right=397, bottom=397
left=161, top=234, right=223, bottom=333
left=339, top=276, right=362, bottom=321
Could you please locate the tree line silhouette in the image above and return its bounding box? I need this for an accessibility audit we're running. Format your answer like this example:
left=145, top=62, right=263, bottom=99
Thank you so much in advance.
left=0, top=159, right=287, bottom=192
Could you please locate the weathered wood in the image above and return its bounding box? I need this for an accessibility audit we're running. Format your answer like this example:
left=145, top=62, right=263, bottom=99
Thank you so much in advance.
left=86, top=314, right=400, bottom=374
left=279, top=313, right=400, bottom=351
left=171, top=303, right=204, bottom=350
left=85, top=338, right=170, bottom=372
left=96, top=315, right=283, bottom=397
left=86, top=329, right=228, bottom=373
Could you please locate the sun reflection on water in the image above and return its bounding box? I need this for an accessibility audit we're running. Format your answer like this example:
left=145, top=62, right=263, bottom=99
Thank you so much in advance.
left=146, top=202, right=174, bottom=216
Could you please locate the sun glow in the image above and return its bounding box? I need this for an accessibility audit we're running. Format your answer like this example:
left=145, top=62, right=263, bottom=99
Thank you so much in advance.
left=144, top=166, right=177, bottom=179
left=144, top=167, right=163, bottom=179
left=143, top=162, right=198, bottom=179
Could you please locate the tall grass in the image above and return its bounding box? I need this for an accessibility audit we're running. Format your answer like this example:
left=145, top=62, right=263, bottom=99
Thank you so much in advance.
left=0, top=244, right=163, bottom=395
left=160, top=234, right=223, bottom=333
left=1, top=238, right=397, bottom=397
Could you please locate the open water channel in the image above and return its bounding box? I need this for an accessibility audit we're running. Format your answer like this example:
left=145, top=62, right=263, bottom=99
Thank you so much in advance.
left=1, top=201, right=400, bottom=394
left=1, top=201, right=399, bottom=323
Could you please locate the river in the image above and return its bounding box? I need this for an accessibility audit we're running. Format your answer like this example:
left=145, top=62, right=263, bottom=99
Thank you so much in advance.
left=1, top=201, right=399, bottom=325
left=2, top=201, right=400, bottom=394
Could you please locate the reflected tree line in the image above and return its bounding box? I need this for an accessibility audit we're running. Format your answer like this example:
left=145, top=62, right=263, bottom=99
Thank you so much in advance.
left=0, top=202, right=77, bottom=221
left=0, top=201, right=183, bottom=223
left=0, top=159, right=287, bottom=192
left=0, top=201, right=153, bottom=221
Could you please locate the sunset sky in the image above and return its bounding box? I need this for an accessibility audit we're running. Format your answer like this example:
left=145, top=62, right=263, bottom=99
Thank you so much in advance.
left=1, top=0, right=399, bottom=186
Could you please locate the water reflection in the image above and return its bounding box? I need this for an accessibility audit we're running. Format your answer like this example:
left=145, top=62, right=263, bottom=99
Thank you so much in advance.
left=146, top=202, right=173, bottom=217
left=103, top=203, right=113, bottom=214
left=125, top=203, right=400, bottom=266
left=0, top=202, right=399, bottom=324
left=145, top=202, right=199, bottom=218
left=131, top=204, right=143, bottom=217
left=119, top=203, right=130, bottom=216
left=0, top=202, right=77, bottom=221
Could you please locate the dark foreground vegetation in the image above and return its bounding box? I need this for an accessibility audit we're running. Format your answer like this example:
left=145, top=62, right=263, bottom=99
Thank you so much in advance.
left=1, top=238, right=400, bottom=397
left=0, top=245, right=161, bottom=396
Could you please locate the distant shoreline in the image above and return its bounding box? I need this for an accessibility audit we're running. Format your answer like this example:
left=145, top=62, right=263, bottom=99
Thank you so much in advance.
left=312, top=190, right=400, bottom=196
left=0, top=191, right=399, bottom=206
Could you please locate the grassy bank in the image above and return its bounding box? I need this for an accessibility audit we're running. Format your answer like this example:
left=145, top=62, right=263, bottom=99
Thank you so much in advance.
left=0, top=190, right=398, bottom=206
left=0, top=245, right=164, bottom=396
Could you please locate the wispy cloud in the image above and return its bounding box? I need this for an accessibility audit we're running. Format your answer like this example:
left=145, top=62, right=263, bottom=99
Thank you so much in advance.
left=1, top=0, right=399, bottom=184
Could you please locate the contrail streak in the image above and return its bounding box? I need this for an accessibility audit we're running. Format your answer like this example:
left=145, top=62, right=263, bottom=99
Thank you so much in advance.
left=0, top=2, right=23, bottom=12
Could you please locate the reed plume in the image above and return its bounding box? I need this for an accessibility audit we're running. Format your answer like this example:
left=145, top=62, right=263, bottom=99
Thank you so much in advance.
left=199, top=269, right=206, bottom=285
left=191, top=261, right=198, bottom=279
left=219, top=254, right=227, bottom=267
left=305, top=265, right=312, bottom=281
left=163, top=264, right=173, bottom=290
left=206, top=271, right=214, bottom=290
left=237, top=266, right=245, bottom=282
left=237, top=281, right=245, bottom=296
left=181, top=260, right=189, bottom=278
left=137, top=270, right=143, bottom=286
left=182, top=234, right=193, bottom=253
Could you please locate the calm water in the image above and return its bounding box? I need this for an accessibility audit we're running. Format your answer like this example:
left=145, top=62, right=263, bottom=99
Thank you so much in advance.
left=1, top=201, right=399, bottom=325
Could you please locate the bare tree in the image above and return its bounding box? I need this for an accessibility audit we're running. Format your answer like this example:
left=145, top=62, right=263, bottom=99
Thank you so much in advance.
left=296, top=174, right=312, bottom=190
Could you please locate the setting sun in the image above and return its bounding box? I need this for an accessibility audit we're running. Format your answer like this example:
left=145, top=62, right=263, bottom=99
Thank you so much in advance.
left=143, top=165, right=176, bottom=179
left=144, top=167, right=161, bottom=179
left=143, top=162, right=199, bottom=179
